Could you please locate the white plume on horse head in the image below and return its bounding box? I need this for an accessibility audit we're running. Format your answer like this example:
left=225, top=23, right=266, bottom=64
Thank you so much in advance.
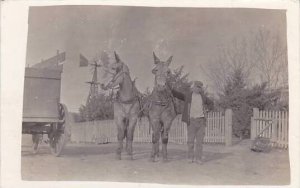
left=153, top=38, right=170, bottom=58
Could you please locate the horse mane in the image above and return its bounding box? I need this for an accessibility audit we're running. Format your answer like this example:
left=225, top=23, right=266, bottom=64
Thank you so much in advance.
left=116, top=62, right=143, bottom=101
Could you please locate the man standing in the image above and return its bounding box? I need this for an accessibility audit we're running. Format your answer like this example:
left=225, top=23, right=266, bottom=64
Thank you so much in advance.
left=171, top=81, right=207, bottom=164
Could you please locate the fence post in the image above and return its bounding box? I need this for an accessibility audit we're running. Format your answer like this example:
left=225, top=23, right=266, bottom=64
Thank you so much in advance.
left=251, top=108, right=259, bottom=140
left=225, top=109, right=232, bottom=146
left=271, top=111, right=278, bottom=144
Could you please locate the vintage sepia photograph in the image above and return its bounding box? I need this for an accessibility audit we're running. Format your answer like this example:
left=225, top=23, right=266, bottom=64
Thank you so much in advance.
left=1, top=1, right=299, bottom=187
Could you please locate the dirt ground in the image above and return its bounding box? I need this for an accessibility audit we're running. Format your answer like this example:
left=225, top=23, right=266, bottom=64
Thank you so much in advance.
left=21, top=135, right=290, bottom=185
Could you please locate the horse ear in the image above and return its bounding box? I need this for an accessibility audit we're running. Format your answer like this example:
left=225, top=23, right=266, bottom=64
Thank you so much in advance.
left=153, top=52, right=160, bottom=64
left=114, top=51, right=120, bottom=63
left=166, top=56, right=173, bottom=66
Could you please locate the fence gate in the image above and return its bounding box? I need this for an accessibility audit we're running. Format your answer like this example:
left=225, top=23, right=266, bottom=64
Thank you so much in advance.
left=251, top=108, right=289, bottom=149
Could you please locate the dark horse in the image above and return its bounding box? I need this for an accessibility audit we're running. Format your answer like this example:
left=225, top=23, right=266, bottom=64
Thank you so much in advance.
left=147, top=52, right=177, bottom=162
left=101, top=52, right=140, bottom=160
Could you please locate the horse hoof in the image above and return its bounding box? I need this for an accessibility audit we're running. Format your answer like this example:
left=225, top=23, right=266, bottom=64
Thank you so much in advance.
left=149, top=156, right=159, bottom=162
left=128, top=155, right=133, bottom=160
left=162, top=158, right=168, bottom=163
left=149, top=157, right=154, bottom=162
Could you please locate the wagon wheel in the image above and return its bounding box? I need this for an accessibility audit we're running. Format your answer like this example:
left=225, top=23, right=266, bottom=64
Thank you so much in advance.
left=32, top=134, right=42, bottom=154
left=49, top=103, right=70, bottom=157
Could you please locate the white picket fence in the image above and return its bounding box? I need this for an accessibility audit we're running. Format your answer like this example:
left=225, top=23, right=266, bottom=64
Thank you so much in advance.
left=251, top=108, right=289, bottom=149
left=206, top=111, right=226, bottom=143
left=71, top=110, right=233, bottom=145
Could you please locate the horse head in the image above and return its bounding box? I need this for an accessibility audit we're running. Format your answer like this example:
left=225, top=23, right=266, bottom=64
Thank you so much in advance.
left=152, top=52, right=172, bottom=91
left=101, top=51, right=130, bottom=90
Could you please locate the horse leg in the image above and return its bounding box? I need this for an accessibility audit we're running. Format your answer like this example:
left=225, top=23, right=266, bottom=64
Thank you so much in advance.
left=116, top=117, right=126, bottom=160
left=161, top=126, right=170, bottom=162
left=161, top=113, right=174, bottom=162
left=124, top=119, right=129, bottom=153
left=126, top=116, right=138, bottom=160
left=150, top=119, right=160, bottom=162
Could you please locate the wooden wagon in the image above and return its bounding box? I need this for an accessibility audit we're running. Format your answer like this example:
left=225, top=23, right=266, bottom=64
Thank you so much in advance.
left=22, top=67, right=70, bottom=156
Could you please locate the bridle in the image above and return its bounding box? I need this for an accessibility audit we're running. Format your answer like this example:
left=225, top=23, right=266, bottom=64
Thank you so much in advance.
left=104, top=65, right=141, bottom=118
left=104, top=67, right=127, bottom=90
left=150, top=67, right=173, bottom=106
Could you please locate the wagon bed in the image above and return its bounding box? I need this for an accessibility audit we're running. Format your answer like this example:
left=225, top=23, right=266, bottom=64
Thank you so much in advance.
left=22, top=67, right=70, bottom=156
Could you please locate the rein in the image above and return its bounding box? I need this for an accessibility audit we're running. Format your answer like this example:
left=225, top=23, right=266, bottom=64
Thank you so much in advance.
left=106, top=71, right=127, bottom=90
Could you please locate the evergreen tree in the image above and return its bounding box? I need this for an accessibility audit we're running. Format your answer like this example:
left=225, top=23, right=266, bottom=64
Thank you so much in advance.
left=79, top=93, right=114, bottom=121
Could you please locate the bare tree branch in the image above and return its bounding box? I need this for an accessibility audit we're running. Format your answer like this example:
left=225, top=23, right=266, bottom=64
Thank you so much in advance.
left=203, top=28, right=287, bottom=96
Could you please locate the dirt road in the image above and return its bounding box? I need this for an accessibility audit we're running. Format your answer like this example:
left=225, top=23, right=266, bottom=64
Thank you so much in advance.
left=21, top=135, right=290, bottom=185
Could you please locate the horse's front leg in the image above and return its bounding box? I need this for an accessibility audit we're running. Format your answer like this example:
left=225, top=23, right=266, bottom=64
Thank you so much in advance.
left=149, top=118, right=160, bottom=162
left=126, top=114, right=138, bottom=160
left=161, top=112, right=175, bottom=162
left=115, top=116, right=126, bottom=160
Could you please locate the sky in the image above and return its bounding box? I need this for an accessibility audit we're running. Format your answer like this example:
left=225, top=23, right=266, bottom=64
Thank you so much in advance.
left=25, top=6, right=287, bottom=112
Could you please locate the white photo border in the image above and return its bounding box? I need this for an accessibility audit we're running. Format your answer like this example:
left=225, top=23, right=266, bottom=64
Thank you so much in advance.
left=1, top=0, right=299, bottom=188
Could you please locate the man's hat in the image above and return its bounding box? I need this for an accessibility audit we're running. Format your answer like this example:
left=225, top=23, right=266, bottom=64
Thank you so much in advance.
left=192, top=81, right=203, bottom=88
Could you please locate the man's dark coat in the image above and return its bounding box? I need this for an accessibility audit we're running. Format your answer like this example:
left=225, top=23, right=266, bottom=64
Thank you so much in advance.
left=171, top=89, right=193, bottom=125
left=171, top=89, right=209, bottom=126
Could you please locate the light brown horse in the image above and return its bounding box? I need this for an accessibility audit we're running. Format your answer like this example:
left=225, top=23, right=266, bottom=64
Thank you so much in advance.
left=101, top=52, right=140, bottom=160
left=148, top=52, right=177, bottom=162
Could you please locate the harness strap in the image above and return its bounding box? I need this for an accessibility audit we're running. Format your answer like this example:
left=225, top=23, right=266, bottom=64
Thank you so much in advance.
left=152, top=100, right=170, bottom=106
left=107, top=71, right=127, bottom=88
left=116, top=95, right=138, bottom=104
left=116, top=99, right=139, bottom=118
